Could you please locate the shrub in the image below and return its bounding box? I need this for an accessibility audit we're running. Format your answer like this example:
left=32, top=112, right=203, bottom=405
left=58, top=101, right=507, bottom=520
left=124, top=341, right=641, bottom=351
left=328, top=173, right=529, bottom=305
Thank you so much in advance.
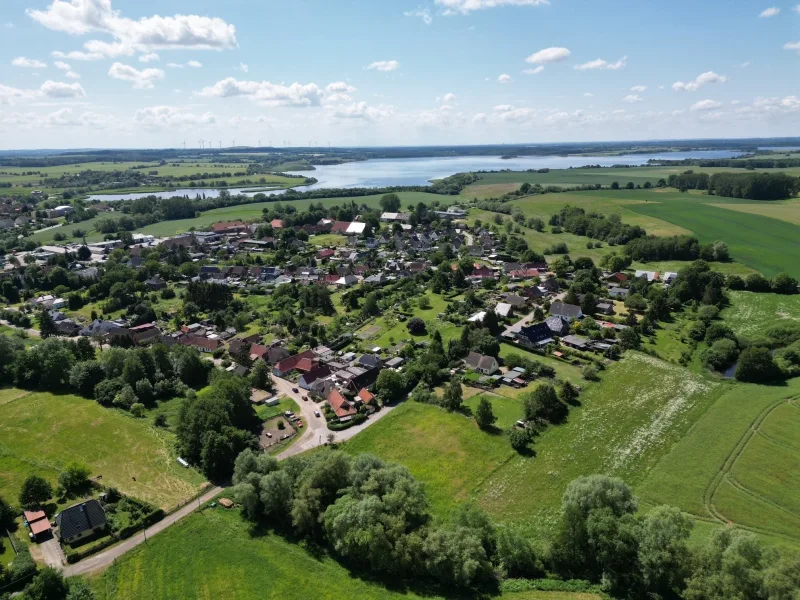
left=735, top=347, right=781, bottom=383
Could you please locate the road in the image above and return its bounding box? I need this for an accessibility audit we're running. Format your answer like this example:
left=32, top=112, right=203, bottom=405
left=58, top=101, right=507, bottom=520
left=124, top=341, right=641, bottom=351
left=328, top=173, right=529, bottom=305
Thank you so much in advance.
left=62, top=485, right=223, bottom=577
left=272, top=377, right=329, bottom=459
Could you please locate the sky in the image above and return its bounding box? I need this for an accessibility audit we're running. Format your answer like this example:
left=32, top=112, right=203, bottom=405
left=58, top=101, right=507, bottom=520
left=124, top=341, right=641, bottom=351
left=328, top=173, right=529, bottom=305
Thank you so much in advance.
left=0, top=0, right=799, bottom=149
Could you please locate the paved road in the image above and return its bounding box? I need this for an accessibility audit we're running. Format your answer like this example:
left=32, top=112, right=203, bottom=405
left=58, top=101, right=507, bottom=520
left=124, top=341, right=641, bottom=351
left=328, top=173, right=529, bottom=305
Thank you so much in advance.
left=63, top=485, right=224, bottom=577
left=272, top=377, right=328, bottom=459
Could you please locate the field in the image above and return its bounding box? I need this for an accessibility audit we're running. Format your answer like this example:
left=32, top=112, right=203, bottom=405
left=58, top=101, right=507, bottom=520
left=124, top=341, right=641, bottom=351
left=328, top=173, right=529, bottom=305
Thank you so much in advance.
left=0, top=390, right=205, bottom=510
left=89, top=505, right=598, bottom=600
left=720, top=291, right=800, bottom=338
left=709, top=199, right=800, bottom=226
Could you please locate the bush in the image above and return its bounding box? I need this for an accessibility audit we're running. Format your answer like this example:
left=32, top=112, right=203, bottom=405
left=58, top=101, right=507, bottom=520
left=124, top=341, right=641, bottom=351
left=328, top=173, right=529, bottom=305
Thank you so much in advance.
left=581, top=364, right=599, bottom=380
left=735, top=347, right=781, bottom=383
left=130, top=402, right=146, bottom=418
left=153, top=414, right=168, bottom=427
left=509, top=427, right=533, bottom=452
left=407, top=317, right=426, bottom=335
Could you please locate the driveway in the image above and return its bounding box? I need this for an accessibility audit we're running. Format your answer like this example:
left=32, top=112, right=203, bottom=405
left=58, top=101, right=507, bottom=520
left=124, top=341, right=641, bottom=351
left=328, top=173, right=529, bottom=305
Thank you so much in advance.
left=272, top=376, right=329, bottom=459
left=33, top=533, right=65, bottom=569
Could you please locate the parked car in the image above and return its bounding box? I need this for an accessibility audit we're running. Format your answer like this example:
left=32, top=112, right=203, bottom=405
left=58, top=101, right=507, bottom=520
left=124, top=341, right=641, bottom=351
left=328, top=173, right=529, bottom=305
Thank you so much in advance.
left=292, top=387, right=299, bottom=393
left=266, top=432, right=272, bottom=438
left=314, top=410, right=321, bottom=417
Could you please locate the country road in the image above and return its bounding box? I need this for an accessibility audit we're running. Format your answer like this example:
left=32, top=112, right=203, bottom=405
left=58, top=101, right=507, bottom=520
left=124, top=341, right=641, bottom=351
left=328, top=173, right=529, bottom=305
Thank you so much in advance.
left=62, top=486, right=224, bottom=577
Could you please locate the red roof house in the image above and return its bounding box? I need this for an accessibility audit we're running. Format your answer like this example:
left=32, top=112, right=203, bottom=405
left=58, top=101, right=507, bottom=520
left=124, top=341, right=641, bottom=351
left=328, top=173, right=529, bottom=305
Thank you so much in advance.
left=270, top=219, right=285, bottom=229
left=317, top=248, right=335, bottom=259
left=273, top=349, right=318, bottom=377
left=212, top=221, right=248, bottom=234
left=331, top=221, right=351, bottom=234
left=357, top=388, right=376, bottom=405
left=327, top=389, right=357, bottom=419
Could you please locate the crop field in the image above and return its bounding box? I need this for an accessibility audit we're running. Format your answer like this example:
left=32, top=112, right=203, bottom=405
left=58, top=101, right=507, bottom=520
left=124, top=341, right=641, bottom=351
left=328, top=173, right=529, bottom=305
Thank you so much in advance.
left=0, top=390, right=205, bottom=510
left=342, top=402, right=514, bottom=517
left=90, top=505, right=597, bottom=600
left=709, top=199, right=800, bottom=226
left=638, top=379, right=800, bottom=550
left=721, top=291, right=800, bottom=338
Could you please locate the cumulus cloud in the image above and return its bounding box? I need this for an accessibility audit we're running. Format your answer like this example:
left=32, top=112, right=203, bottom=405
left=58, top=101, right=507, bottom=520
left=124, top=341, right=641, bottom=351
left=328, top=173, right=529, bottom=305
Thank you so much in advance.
left=497, top=73, right=512, bottom=83
left=630, top=85, right=647, bottom=92
left=574, top=56, right=627, bottom=70
left=435, top=0, right=549, bottom=15
left=584, top=92, right=594, bottom=97
left=28, top=0, right=237, bottom=60
left=443, top=92, right=456, bottom=103
left=134, top=105, right=216, bottom=128
left=40, top=80, right=87, bottom=98
left=366, top=60, right=400, bottom=72
left=2, top=108, right=107, bottom=129
left=199, top=77, right=325, bottom=107
left=12, top=57, right=48, bottom=69
left=672, top=71, right=727, bottom=91
left=525, top=46, right=570, bottom=65
left=166, top=60, right=203, bottom=68
left=324, top=81, right=357, bottom=103
left=523, top=66, right=545, bottom=75
left=690, top=99, right=722, bottom=111
left=404, top=7, right=433, bottom=24
left=623, top=94, right=643, bottom=103
left=236, top=63, right=249, bottom=73
left=759, top=7, right=780, bottom=17
left=328, top=101, right=393, bottom=122
left=785, top=41, right=800, bottom=53
left=108, top=62, right=165, bottom=89
left=139, top=53, right=159, bottom=62
left=54, top=61, right=81, bottom=78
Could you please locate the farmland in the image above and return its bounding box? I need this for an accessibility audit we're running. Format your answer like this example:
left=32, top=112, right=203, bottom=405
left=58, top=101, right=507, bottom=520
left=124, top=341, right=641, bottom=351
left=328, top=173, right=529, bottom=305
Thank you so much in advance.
left=0, top=389, right=205, bottom=510
left=89, top=504, right=599, bottom=600
left=720, top=290, right=800, bottom=338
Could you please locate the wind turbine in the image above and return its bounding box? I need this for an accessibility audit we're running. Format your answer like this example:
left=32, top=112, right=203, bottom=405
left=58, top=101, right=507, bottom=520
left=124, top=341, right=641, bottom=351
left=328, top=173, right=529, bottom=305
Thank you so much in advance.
left=198, top=139, right=204, bottom=149
left=182, top=140, right=186, bottom=150
left=231, top=140, right=235, bottom=148
left=218, top=140, right=222, bottom=150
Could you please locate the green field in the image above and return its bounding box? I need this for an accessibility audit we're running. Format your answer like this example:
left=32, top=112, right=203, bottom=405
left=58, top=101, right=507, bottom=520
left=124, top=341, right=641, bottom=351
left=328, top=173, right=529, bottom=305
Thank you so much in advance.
left=0, top=390, right=205, bottom=510
left=721, top=291, right=800, bottom=338
left=709, top=199, right=800, bottom=226
left=89, top=505, right=598, bottom=600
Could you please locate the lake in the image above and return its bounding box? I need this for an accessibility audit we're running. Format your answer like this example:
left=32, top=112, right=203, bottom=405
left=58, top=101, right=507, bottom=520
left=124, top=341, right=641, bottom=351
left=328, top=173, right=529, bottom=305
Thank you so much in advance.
left=85, top=150, right=743, bottom=201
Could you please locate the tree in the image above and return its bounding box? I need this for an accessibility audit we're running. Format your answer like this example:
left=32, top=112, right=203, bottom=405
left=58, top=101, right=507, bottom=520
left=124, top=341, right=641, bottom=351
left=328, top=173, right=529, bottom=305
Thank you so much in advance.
left=441, top=376, right=463, bottom=412
left=361, top=292, right=380, bottom=317
left=638, top=505, right=693, bottom=598
left=508, top=426, right=533, bottom=452
left=772, top=272, right=799, bottom=294
left=580, top=292, right=597, bottom=316
left=618, top=327, right=641, bottom=351
left=68, top=361, right=105, bottom=398
left=407, top=317, right=426, bottom=335
left=76, top=245, right=91, bottom=261
left=684, top=529, right=766, bottom=600
left=58, top=462, right=90, bottom=494
left=113, top=384, right=137, bottom=409
left=475, top=397, right=496, bottom=430
left=559, top=380, right=579, bottom=405
left=379, top=193, right=401, bottom=212
left=422, top=525, right=493, bottom=588
left=735, top=346, right=781, bottom=383
left=19, top=475, right=52, bottom=508
left=0, top=495, right=15, bottom=530
left=22, top=567, right=69, bottom=600
left=38, top=309, right=56, bottom=339
left=523, top=384, right=567, bottom=425
left=249, top=360, right=273, bottom=391
left=66, top=580, right=96, bottom=600
left=376, top=369, right=406, bottom=404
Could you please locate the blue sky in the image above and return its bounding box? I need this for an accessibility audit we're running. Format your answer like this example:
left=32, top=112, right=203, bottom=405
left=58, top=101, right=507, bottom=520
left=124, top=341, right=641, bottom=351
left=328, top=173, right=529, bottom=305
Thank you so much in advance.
left=0, top=0, right=798, bottom=149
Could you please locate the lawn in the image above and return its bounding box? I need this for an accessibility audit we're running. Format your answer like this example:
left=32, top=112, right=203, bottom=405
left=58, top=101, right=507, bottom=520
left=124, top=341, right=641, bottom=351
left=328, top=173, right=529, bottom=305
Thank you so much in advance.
left=464, top=393, right=524, bottom=429
left=0, top=390, right=206, bottom=510
left=342, top=402, right=515, bottom=517
left=355, top=291, right=452, bottom=349
left=637, top=379, right=800, bottom=549
left=498, top=343, right=586, bottom=382
left=721, top=291, right=800, bottom=339
left=88, top=504, right=597, bottom=600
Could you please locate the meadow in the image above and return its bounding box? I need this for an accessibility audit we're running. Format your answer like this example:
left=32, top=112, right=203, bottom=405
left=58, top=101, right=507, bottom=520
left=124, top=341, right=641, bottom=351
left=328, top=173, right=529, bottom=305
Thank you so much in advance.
left=89, top=505, right=599, bottom=600
left=720, top=291, right=800, bottom=338
left=0, top=389, right=206, bottom=510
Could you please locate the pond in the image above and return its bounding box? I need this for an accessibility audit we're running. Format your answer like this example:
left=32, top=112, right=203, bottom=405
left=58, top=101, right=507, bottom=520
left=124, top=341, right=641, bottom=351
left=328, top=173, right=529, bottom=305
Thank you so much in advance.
left=85, top=150, right=743, bottom=201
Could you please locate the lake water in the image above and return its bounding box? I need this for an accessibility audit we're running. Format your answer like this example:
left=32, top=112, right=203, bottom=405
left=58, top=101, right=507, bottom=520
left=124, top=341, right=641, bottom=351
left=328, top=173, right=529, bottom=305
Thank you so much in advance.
left=85, top=150, right=742, bottom=201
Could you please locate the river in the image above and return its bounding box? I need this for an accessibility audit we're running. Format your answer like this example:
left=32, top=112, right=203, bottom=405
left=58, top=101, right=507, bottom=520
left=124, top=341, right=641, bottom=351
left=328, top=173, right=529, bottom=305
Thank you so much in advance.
left=85, top=150, right=742, bottom=201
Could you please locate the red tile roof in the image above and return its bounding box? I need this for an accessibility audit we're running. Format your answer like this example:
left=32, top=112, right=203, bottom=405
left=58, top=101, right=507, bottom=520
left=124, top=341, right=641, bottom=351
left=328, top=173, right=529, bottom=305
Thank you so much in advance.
left=327, top=389, right=357, bottom=418
left=317, top=248, right=335, bottom=259
left=271, top=219, right=285, bottom=229
left=24, top=510, right=46, bottom=523
left=331, top=221, right=350, bottom=234
left=357, top=388, right=376, bottom=404
left=509, top=268, right=540, bottom=279
left=274, top=349, right=317, bottom=374
left=30, top=519, right=52, bottom=536
left=249, top=344, right=269, bottom=358
left=212, top=220, right=247, bottom=233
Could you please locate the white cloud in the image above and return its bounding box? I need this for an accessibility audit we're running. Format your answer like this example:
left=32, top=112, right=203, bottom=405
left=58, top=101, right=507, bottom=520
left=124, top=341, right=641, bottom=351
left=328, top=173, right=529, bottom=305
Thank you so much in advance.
left=784, top=41, right=800, bottom=53
left=39, top=80, right=87, bottom=98
left=795, top=4, right=800, bottom=13
left=525, top=47, right=570, bottom=65
left=65, top=70, right=81, bottom=79
left=497, top=73, right=512, bottom=83
left=108, top=62, right=165, bottom=89
left=404, top=7, right=433, bottom=24
left=236, top=63, right=249, bottom=73
left=12, top=57, right=48, bottom=69
left=472, top=112, right=487, bottom=124
left=29, top=0, right=237, bottom=60
left=672, top=71, right=727, bottom=91
left=435, top=0, right=549, bottom=15
left=324, top=81, right=357, bottom=103
left=630, top=85, right=647, bottom=92
left=199, top=78, right=325, bottom=107
left=738, top=61, right=751, bottom=68
left=523, top=66, right=545, bottom=75
left=134, top=105, right=216, bottom=129
left=584, top=92, right=594, bottom=97
left=623, top=94, right=643, bottom=103
left=690, top=99, right=722, bottom=111
left=574, top=56, right=627, bottom=70
left=3, top=108, right=107, bottom=129
left=443, top=92, right=457, bottom=103
left=166, top=60, right=202, bottom=68
left=366, top=60, right=400, bottom=72
left=54, top=60, right=71, bottom=70
left=328, top=101, right=393, bottom=122
left=759, top=7, right=780, bottom=17
left=139, top=53, right=160, bottom=63
left=0, top=85, right=27, bottom=105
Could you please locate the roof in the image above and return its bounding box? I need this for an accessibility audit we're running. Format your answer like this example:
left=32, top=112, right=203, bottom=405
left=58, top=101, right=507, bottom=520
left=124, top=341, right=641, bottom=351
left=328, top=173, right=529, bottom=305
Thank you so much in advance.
left=357, top=354, right=382, bottom=369
left=465, top=351, right=497, bottom=372
left=358, top=388, right=376, bottom=404
left=331, top=221, right=350, bottom=233
left=270, top=219, right=285, bottom=228
left=550, top=301, right=583, bottom=319
left=56, top=499, right=106, bottom=540
left=495, top=302, right=512, bottom=317
left=30, top=518, right=52, bottom=536
left=24, top=509, right=47, bottom=523
left=274, top=349, right=317, bottom=374
left=327, top=389, right=357, bottom=418
left=561, top=335, right=590, bottom=348
left=346, top=222, right=367, bottom=235
left=300, top=365, right=332, bottom=385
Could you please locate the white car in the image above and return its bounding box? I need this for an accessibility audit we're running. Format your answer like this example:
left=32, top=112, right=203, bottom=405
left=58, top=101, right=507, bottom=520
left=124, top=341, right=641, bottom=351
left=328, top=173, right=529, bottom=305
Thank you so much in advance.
left=314, top=410, right=321, bottom=418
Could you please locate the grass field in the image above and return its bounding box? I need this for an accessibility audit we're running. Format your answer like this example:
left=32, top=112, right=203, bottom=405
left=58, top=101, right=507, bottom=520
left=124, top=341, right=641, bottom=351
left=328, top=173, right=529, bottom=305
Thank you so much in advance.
left=721, top=291, right=800, bottom=338
left=709, top=199, right=800, bottom=226
left=0, top=390, right=205, bottom=510
left=498, top=343, right=586, bottom=382
left=638, top=379, right=800, bottom=550
left=89, top=505, right=599, bottom=600
left=354, top=291, right=452, bottom=349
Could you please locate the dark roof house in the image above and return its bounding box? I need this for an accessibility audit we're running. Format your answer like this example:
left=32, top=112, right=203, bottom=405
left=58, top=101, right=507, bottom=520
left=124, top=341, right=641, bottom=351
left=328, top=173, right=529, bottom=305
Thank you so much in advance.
left=550, top=301, right=583, bottom=321
left=56, top=499, right=107, bottom=545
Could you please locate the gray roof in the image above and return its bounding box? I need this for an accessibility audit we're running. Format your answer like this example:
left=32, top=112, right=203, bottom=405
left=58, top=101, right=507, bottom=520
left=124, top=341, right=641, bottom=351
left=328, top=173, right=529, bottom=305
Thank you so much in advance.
left=550, top=301, right=582, bottom=319
left=56, top=499, right=106, bottom=540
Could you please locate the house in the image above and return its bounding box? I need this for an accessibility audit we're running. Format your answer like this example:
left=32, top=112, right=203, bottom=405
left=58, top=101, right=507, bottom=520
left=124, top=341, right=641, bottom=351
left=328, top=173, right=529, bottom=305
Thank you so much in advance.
left=357, top=353, right=383, bottom=370
left=663, top=272, right=678, bottom=285
left=380, top=212, right=411, bottom=222
left=327, top=389, right=357, bottom=420
left=335, top=275, right=359, bottom=287
left=561, top=335, right=590, bottom=351
left=298, top=365, right=332, bottom=390
left=596, top=302, right=615, bottom=316
left=605, top=272, right=628, bottom=284
left=540, top=278, right=559, bottom=293
left=385, top=357, right=404, bottom=369
left=80, top=319, right=130, bottom=341
left=317, top=248, right=335, bottom=260
left=550, top=301, right=583, bottom=322
left=273, top=349, right=318, bottom=377
left=129, top=323, right=161, bottom=345
left=212, top=221, right=248, bottom=234
left=494, top=302, right=513, bottom=318
left=24, top=509, right=52, bottom=541
left=270, top=219, right=285, bottom=229
left=465, top=351, right=499, bottom=375
left=331, top=221, right=351, bottom=234
left=55, top=319, right=81, bottom=337
left=357, top=388, right=377, bottom=406
left=634, top=270, right=659, bottom=282
left=508, top=268, right=541, bottom=280
left=608, top=287, right=629, bottom=299
left=144, top=276, right=167, bottom=291
left=346, top=222, right=367, bottom=235
left=517, top=322, right=555, bottom=348
left=470, top=265, right=496, bottom=280
left=47, top=205, right=74, bottom=218
left=545, top=315, right=571, bottom=336
left=181, top=334, right=223, bottom=353
left=56, top=499, right=107, bottom=545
